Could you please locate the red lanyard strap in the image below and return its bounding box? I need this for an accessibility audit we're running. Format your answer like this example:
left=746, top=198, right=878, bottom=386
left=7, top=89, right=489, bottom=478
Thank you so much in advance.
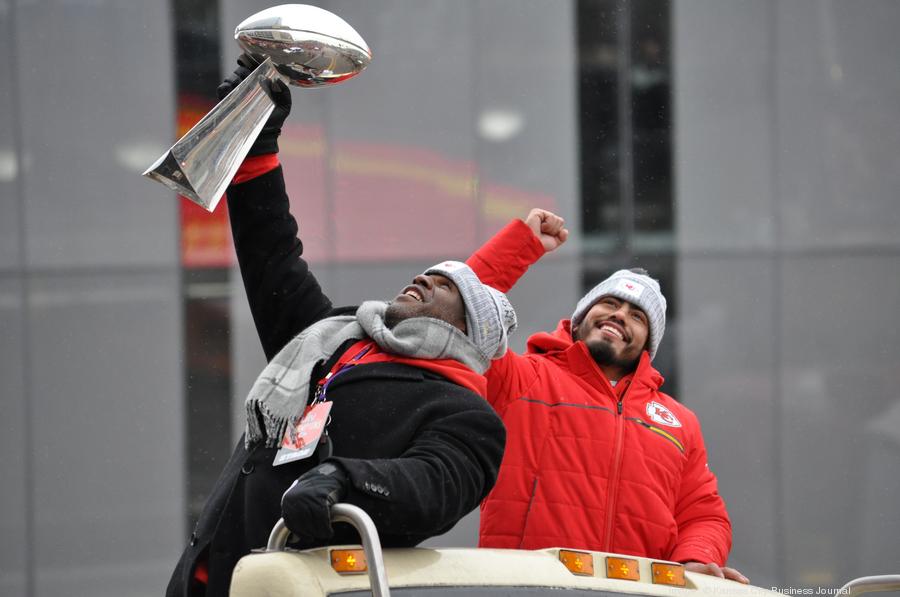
left=313, top=341, right=374, bottom=403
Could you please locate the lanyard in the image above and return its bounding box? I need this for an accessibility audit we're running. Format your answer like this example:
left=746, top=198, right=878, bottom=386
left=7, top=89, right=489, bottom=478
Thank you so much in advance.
left=313, top=341, right=374, bottom=404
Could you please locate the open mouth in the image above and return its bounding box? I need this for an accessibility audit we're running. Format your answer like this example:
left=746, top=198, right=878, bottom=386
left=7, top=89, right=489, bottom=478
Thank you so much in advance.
left=400, top=285, right=425, bottom=302
left=597, top=321, right=627, bottom=342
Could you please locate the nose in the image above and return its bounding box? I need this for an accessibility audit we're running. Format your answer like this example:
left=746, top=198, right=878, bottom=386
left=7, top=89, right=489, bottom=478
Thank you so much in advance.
left=413, top=274, right=434, bottom=289
left=607, top=303, right=629, bottom=323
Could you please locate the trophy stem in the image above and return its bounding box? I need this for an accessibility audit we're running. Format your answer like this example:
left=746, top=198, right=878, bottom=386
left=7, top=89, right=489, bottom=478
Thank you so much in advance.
left=143, top=58, right=279, bottom=212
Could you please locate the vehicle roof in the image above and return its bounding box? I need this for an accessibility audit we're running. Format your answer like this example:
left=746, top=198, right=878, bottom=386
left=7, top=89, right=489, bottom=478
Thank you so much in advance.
left=230, top=546, right=778, bottom=597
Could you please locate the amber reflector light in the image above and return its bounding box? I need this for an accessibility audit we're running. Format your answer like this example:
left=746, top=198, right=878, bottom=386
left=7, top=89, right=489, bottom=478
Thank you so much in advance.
left=559, top=550, right=595, bottom=576
left=651, top=562, right=686, bottom=586
left=606, top=556, right=640, bottom=581
left=331, top=549, right=368, bottom=574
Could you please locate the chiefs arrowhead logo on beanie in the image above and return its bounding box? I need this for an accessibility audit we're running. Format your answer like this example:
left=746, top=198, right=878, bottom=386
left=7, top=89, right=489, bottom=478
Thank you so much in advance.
left=571, top=268, right=667, bottom=360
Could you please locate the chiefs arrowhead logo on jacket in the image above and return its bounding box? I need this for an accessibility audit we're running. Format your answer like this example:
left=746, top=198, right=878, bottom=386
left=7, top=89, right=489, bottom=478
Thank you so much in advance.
left=647, top=401, right=682, bottom=427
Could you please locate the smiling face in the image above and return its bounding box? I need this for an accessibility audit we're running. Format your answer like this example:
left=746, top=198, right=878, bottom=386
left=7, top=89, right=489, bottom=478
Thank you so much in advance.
left=573, top=295, right=650, bottom=380
left=384, top=273, right=467, bottom=333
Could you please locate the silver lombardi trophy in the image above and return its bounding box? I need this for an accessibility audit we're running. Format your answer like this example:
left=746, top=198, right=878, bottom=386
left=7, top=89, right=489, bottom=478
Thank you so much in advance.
left=143, top=4, right=372, bottom=211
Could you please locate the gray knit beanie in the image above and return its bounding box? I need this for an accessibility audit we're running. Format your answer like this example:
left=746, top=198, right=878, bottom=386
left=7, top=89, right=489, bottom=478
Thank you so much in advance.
left=424, top=261, right=517, bottom=363
left=571, top=268, right=667, bottom=360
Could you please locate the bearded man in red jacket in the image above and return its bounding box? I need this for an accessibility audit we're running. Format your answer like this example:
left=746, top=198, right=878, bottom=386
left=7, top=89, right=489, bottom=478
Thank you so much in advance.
left=466, top=209, right=748, bottom=584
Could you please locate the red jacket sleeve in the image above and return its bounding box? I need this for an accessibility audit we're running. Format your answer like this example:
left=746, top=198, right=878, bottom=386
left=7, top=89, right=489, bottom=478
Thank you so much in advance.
left=466, top=219, right=546, bottom=410
left=668, top=413, right=733, bottom=565
left=233, top=154, right=280, bottom=183
left=480, top=344, right=541, bottom=414
left=466, top=219, right=545, bottom=292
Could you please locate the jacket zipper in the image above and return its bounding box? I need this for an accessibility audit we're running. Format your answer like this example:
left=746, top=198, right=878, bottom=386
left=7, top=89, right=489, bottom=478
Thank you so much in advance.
left=627, top=417, right=685, bottom=453
left=603, top=380, right=630, bottom=552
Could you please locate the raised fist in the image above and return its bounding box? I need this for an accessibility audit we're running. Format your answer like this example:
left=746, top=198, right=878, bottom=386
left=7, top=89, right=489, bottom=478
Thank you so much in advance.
left=524, top=208, right=569, bottom=253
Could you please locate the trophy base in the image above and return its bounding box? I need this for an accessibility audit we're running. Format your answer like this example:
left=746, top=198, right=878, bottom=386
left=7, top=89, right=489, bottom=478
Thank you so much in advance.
left=143, top=151, right=217, bottom=211
left=142, top=59, right=279, bottom=213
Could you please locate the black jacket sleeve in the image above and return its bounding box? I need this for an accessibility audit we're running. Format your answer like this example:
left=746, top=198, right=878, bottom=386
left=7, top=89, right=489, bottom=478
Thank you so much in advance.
left=226, top=166, right=334, bottom=360
left=330, top=388, right=506, bottom=543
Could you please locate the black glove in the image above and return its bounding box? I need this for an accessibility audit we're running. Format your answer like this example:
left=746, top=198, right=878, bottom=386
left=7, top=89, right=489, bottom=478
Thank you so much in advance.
left=217, top=54, right=292, bottom=156
left=281, top=461, right=349, bottom=540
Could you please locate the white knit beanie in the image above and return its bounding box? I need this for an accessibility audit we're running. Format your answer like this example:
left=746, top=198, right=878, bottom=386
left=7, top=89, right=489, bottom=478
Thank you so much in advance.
left=424, top=261, right=517, bottom=362
left=571, top=268, right=667, bottom=360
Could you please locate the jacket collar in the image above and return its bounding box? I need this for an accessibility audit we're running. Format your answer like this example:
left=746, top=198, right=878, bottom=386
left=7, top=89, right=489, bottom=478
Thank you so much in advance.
left=328, top=354, right=487, bottom=398
left=526, top=319, right=664, bottom=394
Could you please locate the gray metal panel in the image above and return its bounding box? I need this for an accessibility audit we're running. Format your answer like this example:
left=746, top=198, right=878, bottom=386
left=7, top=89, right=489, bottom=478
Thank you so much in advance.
left=469, top=0, right=580, bottom=361
left=326, top=0, right=476, bottom=154
left=673, top=0, right=777, bottom=251
left=325, top=1, right=482, bottom=260
left=330, top=262, right=432, bottom=307
left=501, top=259, right=581, bottom=355
left=677, top=257, right=779, bottom=586
left=0, top=0, right=19, bottom=270
left=775, top=1, right=900, bottom=250
left=472, top=0, right=580, bottom=244
left=779, top=255, right=900, bottom=587
left=0, top=278, right=26, bottom=595
left=29, top=272, right=184, bottom=595
left=0, top=8, right=23, bottom=594
left=675, top=0, right=900, bottom=587
left=16, top=1, right=177, bottom=269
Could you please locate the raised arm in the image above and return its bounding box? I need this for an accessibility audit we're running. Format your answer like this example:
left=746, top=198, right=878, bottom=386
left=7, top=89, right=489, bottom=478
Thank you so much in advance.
left=466, top=208, right=568, bottom=292
left=465, top=209, right=568, bottom=408
left=221, top=57, right=333, bottom=360
left=227, top=166, right=333, bottom=361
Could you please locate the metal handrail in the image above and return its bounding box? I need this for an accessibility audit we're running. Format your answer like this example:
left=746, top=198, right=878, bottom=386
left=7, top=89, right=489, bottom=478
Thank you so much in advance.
left=837, top=575, right=900, bottom=597
left=266, top=503, right=391, bottom=597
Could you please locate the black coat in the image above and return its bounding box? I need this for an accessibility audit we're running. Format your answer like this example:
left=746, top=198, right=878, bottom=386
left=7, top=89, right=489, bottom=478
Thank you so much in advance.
left=166, top=167, right=506, bottom=596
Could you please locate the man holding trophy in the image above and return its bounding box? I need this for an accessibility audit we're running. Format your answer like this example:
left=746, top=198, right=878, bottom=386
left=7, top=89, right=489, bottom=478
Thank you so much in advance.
left=162, top=7, right=515, bottom=596
left=166, top=54, right=514, bottom=596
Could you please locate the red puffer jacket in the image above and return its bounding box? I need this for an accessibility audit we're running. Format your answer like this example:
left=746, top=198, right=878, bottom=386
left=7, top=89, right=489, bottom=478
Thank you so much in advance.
left=467, top=220, right=732, bottom=565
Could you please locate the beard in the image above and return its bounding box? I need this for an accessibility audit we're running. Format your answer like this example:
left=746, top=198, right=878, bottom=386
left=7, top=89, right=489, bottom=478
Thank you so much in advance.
left=384, top=298, right=466, bottom=333
left=383, top=302, right=410, bottom=329
left=585, top=338, right=640, bottom=373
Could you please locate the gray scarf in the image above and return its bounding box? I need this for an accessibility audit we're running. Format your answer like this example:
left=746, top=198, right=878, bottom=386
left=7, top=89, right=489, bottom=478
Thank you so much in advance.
left=244, top=300, right=485, bottom=448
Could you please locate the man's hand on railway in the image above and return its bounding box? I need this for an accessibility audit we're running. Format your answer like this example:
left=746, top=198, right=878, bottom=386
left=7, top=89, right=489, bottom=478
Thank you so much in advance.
left=684, top=561, right=750, bottom=584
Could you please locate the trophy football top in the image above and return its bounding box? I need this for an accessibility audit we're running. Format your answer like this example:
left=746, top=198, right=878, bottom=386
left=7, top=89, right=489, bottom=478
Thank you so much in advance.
left=235, top=4, right=372, bottom=88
